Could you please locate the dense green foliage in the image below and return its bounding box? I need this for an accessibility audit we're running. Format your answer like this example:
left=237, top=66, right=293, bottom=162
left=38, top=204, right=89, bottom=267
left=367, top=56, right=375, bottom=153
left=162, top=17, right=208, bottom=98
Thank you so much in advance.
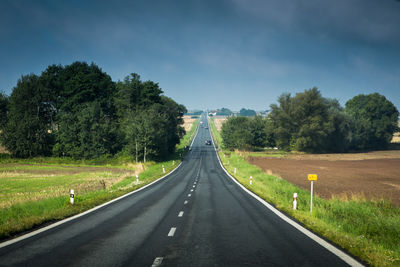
left=221, top=116, right=274, bottom=150
left=216, top=108, right=233, bottom=116
left=345, top=93, right=399, bottom=150
left=0, top=62, right=186, bottom=160
left=1, top=75, right=55, bottom=157
left=239, top=108, right=256, bottom=117
left=220, top=88, right=398, bottom=153
left=268, top=88, right=398, bottom=152
left=269, top=88, right=352, bottom=152
left=186, top=110, right=203, bottom=116
left=0, top=92, right=9, bottom=130
left=115, top=74, right=186, bottom=161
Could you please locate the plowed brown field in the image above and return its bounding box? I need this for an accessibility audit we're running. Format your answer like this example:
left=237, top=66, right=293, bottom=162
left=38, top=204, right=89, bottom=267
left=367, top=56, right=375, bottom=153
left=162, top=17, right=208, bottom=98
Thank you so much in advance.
left=248, top=153, right=400, bottom=205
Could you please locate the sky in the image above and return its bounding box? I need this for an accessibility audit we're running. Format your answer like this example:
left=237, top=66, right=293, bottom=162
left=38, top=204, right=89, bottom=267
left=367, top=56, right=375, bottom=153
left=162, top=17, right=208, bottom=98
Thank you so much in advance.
left=1, top=0, right=399, bottom=112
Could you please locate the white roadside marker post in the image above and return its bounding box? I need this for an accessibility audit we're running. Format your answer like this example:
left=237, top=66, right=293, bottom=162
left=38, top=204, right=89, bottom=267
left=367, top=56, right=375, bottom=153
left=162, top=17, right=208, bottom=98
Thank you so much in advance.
left=293, top=193, right=297, bottom=210
left=250, top=176, right=253, bottom=185
left=162, top=165, right=165, bottom=174
left=136, top=174, right=139, bottom=184
left=70, top=189, right=74, bottom=205
left=173, top=160, right=175, bottom=166
left=234, top=167, right=236, bottom=175
left=308, top=174, right=317, bottom=213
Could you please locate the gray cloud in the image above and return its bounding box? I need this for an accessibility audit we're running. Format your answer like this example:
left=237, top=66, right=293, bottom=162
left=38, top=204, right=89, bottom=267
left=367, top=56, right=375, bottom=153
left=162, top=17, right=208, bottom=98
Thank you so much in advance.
left=232, top=0, right=400, bottom=45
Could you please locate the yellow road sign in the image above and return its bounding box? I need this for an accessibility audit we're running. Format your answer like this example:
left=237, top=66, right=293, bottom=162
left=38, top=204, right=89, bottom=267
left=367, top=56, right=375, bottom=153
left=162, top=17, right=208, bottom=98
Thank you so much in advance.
left=308, top=174, right=317, bottom=181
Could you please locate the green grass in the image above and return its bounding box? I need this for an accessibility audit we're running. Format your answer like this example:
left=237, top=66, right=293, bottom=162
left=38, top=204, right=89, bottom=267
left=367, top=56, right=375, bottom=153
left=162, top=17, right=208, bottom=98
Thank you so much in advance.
left=0, top=118, right=199, bottom=241
left=209, top=117, right=400, bottom=267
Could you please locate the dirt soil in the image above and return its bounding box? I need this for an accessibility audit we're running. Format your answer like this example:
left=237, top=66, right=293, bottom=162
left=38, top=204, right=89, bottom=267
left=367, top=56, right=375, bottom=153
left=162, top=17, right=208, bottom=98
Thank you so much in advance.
left=248, top=153, right=400, bottom=205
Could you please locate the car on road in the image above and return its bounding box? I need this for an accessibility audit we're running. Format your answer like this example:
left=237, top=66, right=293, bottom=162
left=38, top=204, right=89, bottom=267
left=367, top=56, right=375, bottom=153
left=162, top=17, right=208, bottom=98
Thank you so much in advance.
left=205, top=140, right=212, bottom=145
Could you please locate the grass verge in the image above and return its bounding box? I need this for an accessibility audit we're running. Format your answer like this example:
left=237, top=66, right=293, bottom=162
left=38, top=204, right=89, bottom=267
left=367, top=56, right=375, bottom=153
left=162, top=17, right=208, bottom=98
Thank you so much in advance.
left=0, top=118, right=199, bottom=241
left=208, top=117, right=400, bottom=267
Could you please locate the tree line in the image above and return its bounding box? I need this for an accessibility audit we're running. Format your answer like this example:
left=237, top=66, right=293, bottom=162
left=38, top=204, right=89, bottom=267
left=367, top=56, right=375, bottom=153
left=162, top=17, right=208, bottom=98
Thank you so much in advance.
left=221, top=88, right=399, bottom=152
left=0, top=62, right=186, bottom=160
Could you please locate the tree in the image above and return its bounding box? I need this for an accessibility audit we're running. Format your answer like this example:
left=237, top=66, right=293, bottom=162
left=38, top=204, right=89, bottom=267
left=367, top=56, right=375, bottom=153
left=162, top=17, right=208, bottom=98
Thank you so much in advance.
left=0, top=92, right=9, bottom=130
left=115, top=74, right=186, bottom=161
left=1, top=75, right=55, bottom=157
left=114, top=73, right=163, bottom=117
left=323, top=99, right=353, bottom=152
left=221, top=117, right=252, bottom=150
left=58, top=62, right=115, bottom=114
left=2, top=63, right=185, bottom=160
left=269, top=88, right=350, bottom=152
left=216, top=108, right=233, bottom=116
left=53, top=101, right=118, bottom=159
left=268, top=93, right=296, bottom=151
left=221, top=116, right=273, bottom=150
left=249, top=116, right=268, bottom=148
left=52, top=62, right=118, bottom=159
left=239, top=108, right=256, bottom=117
left=345, top=93, right=399, bottom=149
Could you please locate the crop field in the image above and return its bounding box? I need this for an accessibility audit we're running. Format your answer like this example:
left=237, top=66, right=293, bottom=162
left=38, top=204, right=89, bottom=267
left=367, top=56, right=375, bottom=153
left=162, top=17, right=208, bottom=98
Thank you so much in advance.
left=0, top=164, right=140, bottom=210
left=212, top=116, right=227, bottom=131
left=248, top=151, right=400, bottom=205
left=183, top=115, right=197, bottom=132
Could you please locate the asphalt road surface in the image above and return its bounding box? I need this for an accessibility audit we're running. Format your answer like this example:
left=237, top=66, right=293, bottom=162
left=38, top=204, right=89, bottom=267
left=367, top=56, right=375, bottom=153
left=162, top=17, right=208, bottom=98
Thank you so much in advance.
left=0, top=115, right=360, bottom=266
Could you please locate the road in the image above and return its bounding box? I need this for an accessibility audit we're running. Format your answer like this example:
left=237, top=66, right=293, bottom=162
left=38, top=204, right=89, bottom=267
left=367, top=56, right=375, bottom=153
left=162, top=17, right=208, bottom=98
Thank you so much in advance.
left=0, top=115, right=360, bottom=266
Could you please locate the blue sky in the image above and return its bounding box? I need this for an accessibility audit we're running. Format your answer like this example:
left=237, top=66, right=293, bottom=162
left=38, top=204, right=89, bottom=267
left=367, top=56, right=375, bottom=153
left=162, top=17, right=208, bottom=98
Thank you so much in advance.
left=1, top=0, right=399, bottom=111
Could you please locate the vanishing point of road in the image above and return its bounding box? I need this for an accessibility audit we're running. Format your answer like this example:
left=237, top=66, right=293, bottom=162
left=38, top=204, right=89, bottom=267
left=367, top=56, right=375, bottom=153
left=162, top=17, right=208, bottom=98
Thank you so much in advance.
left=0, top=115, right=362, bottom=266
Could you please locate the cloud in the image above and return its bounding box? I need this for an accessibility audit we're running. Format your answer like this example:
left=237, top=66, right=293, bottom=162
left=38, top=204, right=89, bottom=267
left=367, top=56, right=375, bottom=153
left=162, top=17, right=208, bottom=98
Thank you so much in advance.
left=232, top=0, right=400, bottom=45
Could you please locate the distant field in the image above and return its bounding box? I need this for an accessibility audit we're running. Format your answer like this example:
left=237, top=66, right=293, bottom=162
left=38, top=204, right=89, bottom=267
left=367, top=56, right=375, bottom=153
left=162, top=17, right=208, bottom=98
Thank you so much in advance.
left=248, top=151, right=400, bottom=205
left=212, top=116, right=227, bottom=131
left=183, top=115, right=197, bottom=132
left=0, top=163, right=140, bottom=210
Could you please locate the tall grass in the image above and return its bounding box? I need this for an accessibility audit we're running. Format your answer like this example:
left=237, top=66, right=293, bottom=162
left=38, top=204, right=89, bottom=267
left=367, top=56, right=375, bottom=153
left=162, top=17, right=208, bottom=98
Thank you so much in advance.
left=209, top=117, right=400, bottom=267
left=0, top=118, right=199, bottom=241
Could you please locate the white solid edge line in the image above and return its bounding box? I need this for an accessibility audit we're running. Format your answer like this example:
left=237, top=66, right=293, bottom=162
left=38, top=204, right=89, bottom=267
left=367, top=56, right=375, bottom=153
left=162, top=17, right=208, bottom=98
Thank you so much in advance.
left=189, top=116, right=201, bottom=150
left=0, top=162, right=183, bottom=249
left=206, top=116, right=363, bottom=267
left=168, top=227, right=176, bottom=237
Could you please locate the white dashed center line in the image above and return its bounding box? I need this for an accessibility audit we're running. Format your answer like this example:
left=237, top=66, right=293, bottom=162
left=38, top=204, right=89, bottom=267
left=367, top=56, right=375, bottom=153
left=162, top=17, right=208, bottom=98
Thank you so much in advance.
left=178, top=211, right=184, bottom=217
left=184, top=200, right=188, bottom=205
left=188, top=194, right=191, bottom=197
left=190, top=189, right=194, bottom=192
left=151, top=257, right=163, bottom=267
left=168, top=227, right=176, bottom=237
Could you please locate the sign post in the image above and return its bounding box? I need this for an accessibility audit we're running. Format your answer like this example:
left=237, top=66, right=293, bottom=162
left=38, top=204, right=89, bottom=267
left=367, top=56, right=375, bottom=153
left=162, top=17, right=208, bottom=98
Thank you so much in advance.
left=308, top=174, right=317, bottom=213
